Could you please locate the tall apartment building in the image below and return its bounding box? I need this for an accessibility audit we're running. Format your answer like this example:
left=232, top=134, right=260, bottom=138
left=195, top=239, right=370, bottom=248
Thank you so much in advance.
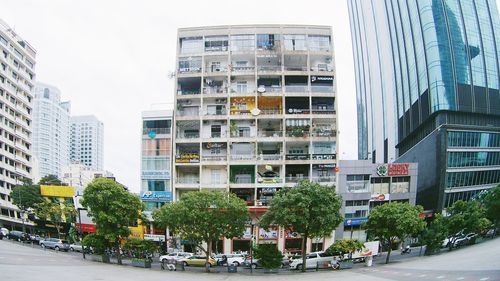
left=173, top=25, right=338, bottom=253
left=70, top=115, right=104, bottom=171
left=140, top=109, right=173, bottom=213
left=349, top=0, right=500, bottom=211
left=0, top=19, right=37, bottom=229
left=32, top=82, right=70, bottom=181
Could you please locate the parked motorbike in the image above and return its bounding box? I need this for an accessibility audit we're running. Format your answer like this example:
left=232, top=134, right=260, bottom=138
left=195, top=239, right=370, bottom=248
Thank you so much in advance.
left=401, top=245, right=411, bottom=255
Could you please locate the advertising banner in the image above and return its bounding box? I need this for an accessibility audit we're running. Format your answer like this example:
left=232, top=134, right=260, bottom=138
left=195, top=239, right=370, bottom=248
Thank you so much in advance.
left=140, top=191, right=172, bottom=202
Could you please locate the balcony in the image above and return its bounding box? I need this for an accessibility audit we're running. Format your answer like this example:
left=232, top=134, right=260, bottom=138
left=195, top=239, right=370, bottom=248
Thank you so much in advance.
left=311, top=85, right=334, bottom=93
left=311, top=107, right=335, bottom=114
left=231, top=65, right=255, bottom=73
left=203, top=86, right=226, bottom=95
left=258, top=130, right=282, bottom=137
left=201, top=155, right=227, bottom=162
left=285, top=176, right=308, bottom=183
left=177, top=107, right=200, bottom=118
left=311, top=128, right=336, bottom=137
left=143, top=127, right=171, bottom=136
left=175, top=153, right=200, bottom=163
left=176, top=177, right=200, bottom=184
left=285, top=128, right=310, bottom=138
left=176, top=131, right=200, bottom=139
left=311, top=176, right=336, bottom=184
left=177, top=90, right=200, bottom=96
left=230, top=154, right=256, bottom=161
left=257, top=154, right=282, bottom=161
left=257, top=65, right=282, bottom=72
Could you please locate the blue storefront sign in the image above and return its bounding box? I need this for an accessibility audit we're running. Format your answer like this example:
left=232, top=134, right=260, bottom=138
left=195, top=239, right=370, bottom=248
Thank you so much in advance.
left=344, top=218, right=369, bottom=227
left=140, top=191, right=172, bottom=202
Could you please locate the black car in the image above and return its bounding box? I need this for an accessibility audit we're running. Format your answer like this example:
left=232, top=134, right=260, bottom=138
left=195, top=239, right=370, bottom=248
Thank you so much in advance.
left=8, top=231, right=30, bottom=242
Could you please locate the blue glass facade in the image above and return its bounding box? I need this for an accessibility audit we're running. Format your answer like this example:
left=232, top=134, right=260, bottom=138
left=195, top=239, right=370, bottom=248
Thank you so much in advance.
left=349, top=0, right=500, bottom=210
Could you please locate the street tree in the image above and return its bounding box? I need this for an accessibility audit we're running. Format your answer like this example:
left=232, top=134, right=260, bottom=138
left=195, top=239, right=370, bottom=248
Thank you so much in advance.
left=444, top=200, right=490, bottom=250
left=11, top=179, right=44, bottom=211
left=153, top=190, right=247, bottom=271
left=36, top=201, right=76, bottom=238
left=253, top=244, right=283, bottom=270
left=259, top=180, right=343, bottom=272
left=421, top=214, right=448, bottom=255
left=324, top=239, right=364, bottom=260
left=81, top=178, right=144, bottom=265
left=365, top=202, right=425, bottom=264
left=38, top=175, right=66, bottom=186
left=483, top=185, right=500, bottom=234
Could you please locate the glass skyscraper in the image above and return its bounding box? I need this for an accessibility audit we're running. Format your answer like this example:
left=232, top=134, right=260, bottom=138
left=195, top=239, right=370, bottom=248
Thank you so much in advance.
left=349, top=0, right=500, bottom=211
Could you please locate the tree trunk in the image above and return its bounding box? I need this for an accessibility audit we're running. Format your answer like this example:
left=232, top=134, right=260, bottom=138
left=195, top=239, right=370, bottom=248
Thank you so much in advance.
left=116, top=242, right=122, bottom=265
left=55, top=223, right=61, bottom=239
left=385, top=242, right=392, bottom=264
left=301, top=232, right=308, bottom=272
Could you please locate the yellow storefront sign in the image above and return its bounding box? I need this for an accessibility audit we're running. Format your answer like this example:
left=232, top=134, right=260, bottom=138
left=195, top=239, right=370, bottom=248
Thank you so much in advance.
left=40, top=185, right=75, bottom=198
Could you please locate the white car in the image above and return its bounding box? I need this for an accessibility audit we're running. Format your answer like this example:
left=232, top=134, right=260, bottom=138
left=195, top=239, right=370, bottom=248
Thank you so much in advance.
left=290, top=252, right=333, bottom=270
left=0, top=228, right=9, bottom=236
left=226, top=254, right=246, bottom=266
left=159, top=252, right=193, bottom=263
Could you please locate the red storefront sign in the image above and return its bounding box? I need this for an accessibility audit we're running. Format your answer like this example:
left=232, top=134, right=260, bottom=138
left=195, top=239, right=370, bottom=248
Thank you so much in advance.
left=75, top=223, right=96, bottom=233
left=388, top=164, right=409, bottom=176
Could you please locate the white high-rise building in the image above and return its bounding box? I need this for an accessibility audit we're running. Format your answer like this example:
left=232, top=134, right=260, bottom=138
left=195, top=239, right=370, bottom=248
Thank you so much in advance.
left=70, top=115, right=104, bottom=171
left=32, top=82, right=70, bottom=181
left=173, top=25, right=338, bottom=253
left=0, top=19, right=37, bottom=229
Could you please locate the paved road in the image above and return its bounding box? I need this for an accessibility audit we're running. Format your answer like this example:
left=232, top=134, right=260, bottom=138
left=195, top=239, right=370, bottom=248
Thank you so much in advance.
left=1, top=238, right=499, bottom=281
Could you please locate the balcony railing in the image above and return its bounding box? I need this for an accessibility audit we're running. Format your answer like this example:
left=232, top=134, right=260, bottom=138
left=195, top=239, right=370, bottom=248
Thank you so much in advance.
left=258, top=85, right=282, bottom=93
left=258, top=65, right=282, bottom=72
left=203, top=86, right=226, bottom=95
left=311, top=108, right=335, bottom=114
left=204, top=109, right=226, bottom=116
left=230, top=154, right=256, bottom=161
left=231, top=65, right=255, bottom=72
left=310, top=66, right=334, bottom=72
left=142, top=128, right=171, bottom=135
left=260, top=108, right=282, bottom=115
left=311, top=130, right=336, bottom=137
left=258, top=130, right=283, bottom=137
left=285, top=85, right=308, bottom=92
left=257, top=154, right=282, bottom=161
left=175, top=153, right=200, bottom=163
left=230, top=88, right=256, bottom=96
left=201, top=155, right=227, bottom=161
left=311, top=154, right=336, bottom=160
left=178, top=67, right=202, bottom=74
left=311, top=85, right=334, bottom=93
left=286, top=154, right=310, bottom=160
left=284, top=65, right=308, bottom=71
left=311, top=176, right=336, bottom=183
left=177, top=132, right=200, bottom=139
left=257, top=177, right=283, bottom=184
left=177, top=90, right=200, bottom=95
left=177, top=109, right=200, bottom=117
left=286, top=176, right=309, bottom=183
left=176, top=178, right=200, bottom=184
left=286, top=130, right=310, bottom=137
left=231, top=174, right=253, bottom=184
left=205, top=67, right=228, bottom=73
left=286, top=108, right=310, bottom=114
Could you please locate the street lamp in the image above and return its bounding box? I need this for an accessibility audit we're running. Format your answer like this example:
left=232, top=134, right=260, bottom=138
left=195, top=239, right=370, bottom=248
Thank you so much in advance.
left=75, top=193, right=88, bottom=259
left=250, top=222, right=255, bottom=274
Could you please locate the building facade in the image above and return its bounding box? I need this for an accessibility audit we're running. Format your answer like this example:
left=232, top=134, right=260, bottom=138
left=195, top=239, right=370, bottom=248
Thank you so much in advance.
left=70, top=115, right=104, bottom=171
left=349, top=0, right=500, bottom=211
left=32, top=82, right=70, bottom=181
left=173, top=25, right=338, bottom=254
left=140, top=109, right=173, bottom=213
left=335, top=160, right=417, bottom=241
left=0, top=19, right=37, bottom=229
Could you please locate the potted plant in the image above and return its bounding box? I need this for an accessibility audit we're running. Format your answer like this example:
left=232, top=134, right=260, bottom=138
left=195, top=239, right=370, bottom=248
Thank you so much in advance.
left=123, top=238, right=157, bottom=268
left=324, top=239, right=364, bottom=269
left=253, top=243, right=283, bottom=273
left=83, top=234, right=110, bottom=263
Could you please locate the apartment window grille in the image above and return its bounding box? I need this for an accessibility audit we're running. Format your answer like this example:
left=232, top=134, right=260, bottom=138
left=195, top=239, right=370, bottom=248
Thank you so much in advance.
left=230, top=35, right=255, bottom=51
left=205, top=36, right=228, bottom=52
left=308, top=35, right=331, bottom=52
left=284, top=34, right=307, bottom=51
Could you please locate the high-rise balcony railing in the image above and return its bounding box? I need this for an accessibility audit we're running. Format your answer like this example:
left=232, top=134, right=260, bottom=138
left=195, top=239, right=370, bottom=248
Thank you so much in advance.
left=142, top=128, right=171, bottom=135
left=311, top=108, right=335, bottom=114
left=231, top=65, right=255, bottom=72
left=201, top=155, right=227, bottom=161
left=285, top=85, right=308, bottom=92
left=176, top=132, right=200, bottom=139
left=258, top=85, right=282, bottom=93
left=258, top=130, right=283, bottom=137
left=176, top=177, right=200, bottom=184
left=311, top=129, right=336, bottom=137
left=204, top=109, right=226, bottom=116
left=230, top=154, right=256, bottom=161
left=311, top=154, right=336, bottom=160
left=203, top=86, right=226, bottom=95
left=311, top=85, right=334, bottom=93
left=177, top=109, right=200, bottom=117
left=285, top=154, right=310, bottom=160
left=257, top=65, right=282, bottom=72
left=310, top=176, right=336, bottom=183
left=177, top=90, right=200, bottom=95
left=178, top=67, right=202, bottom=74
left=284, top=65, right=308, bottom=72
left=286, top=176, right=309, bottom=183
left=259, top=108, right=282, bottom=115
left=257, top=154, right=282, bottom=161
left=285, top=130, right=310, bottom=137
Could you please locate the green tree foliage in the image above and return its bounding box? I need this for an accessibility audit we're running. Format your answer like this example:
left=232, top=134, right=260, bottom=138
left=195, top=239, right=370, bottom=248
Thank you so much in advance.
left=421, top=214, right=448, bottom=255
left=82, top=233, right=109, bottom=255
left=39, top=175, right=66, bottom=186
left=483, top=185, right=500, bottom=231
left=153, top=190, right=247, bottom=269
left=35, top=201, right=77, bottom=238
left=81, top=178, right=144, bottom=265
left=444, top=200, right=490, bottom=250
left=324, top=239, right=364, bottom=260
left=259, top=180, right=343, bottom=272
left=365, top=202, right=425, bottom=264
left=253, top=244, right=283, bottom=269
left=123, top=239, right=158, bottom=260
left=11, top=179, right=44, bottom=211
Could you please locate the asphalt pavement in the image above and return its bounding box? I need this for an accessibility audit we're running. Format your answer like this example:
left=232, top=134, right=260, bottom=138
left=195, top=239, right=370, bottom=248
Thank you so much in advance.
left=1, top=237, right=499, bottom=281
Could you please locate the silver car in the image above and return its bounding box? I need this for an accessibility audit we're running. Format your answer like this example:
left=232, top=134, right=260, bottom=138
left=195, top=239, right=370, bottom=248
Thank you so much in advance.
left=40, top=238, right=70, bottom=251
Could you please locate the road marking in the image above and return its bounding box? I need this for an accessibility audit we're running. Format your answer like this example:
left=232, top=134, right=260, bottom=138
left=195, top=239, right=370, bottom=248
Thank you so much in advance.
left=456, top=277, right=464, bottom=280
left=419, top=274, right=427, bottom=278
left=436, top=276, right=445, bottom=279
left=479, top=278, right=489, bottom=281
left=404, top=273, right=412, bottom=276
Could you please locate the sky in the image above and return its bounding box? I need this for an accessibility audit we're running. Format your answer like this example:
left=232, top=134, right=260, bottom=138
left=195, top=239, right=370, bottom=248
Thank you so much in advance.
left=2, top=0, right=358, bottom=192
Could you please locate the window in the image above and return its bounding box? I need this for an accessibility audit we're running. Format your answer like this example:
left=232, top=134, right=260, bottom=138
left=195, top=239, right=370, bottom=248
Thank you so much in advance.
left=211, top=169, right=222, bottom=184
left=231, top=35, right=255, bottom=51
left=257, top=34, right=280, bottom=50
left=0, top=35, right=6, bottom=45
left=346, top=174, right=370, bottom=193
left=211, top=125, right=221, bottom=138
left=236, top=81, right=247, bottom=94
left=284, top=34, right=307, bottom=51
left=391, top=177, right=410, bottom=193
left=180, top=37, right=203, bottom=54
left=204, top=36, right=228, bottom=52
left=308, top=35, right=331, bottom=52
left=345, top=200, right=369, bottom=207
left=371, top=177, right=390, bottom=194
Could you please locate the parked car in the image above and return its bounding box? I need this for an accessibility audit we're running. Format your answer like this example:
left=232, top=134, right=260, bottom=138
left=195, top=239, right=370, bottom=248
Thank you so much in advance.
left=7, top=231, right=30, bottom=242
left=159, top=252, right=193, bottom=263
left=289, top=252, right=334, bottom=270
left=0, top=231, right=3, bottom=240
left=69, top=242, right=92, bottom=253
left=0, top=227, right=9, bottom=237
left=40, top=238, right=70, bottom=251
left=179, top=255, right=216, bottom=267
left=29, top=235, right=41, bottom=244
left=215, top=254, right=246, bottom=266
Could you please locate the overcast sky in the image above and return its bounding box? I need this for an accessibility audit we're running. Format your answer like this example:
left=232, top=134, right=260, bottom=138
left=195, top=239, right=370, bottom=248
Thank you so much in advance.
left=3, top=0, right=360, bottom=192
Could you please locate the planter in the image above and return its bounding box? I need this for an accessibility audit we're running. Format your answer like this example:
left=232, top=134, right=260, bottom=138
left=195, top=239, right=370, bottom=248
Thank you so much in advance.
left=131, top=259, right=152, bottom=268
left=91, top=254, right=110, bottom=263
left=339, top=260, right=353, bottom=269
